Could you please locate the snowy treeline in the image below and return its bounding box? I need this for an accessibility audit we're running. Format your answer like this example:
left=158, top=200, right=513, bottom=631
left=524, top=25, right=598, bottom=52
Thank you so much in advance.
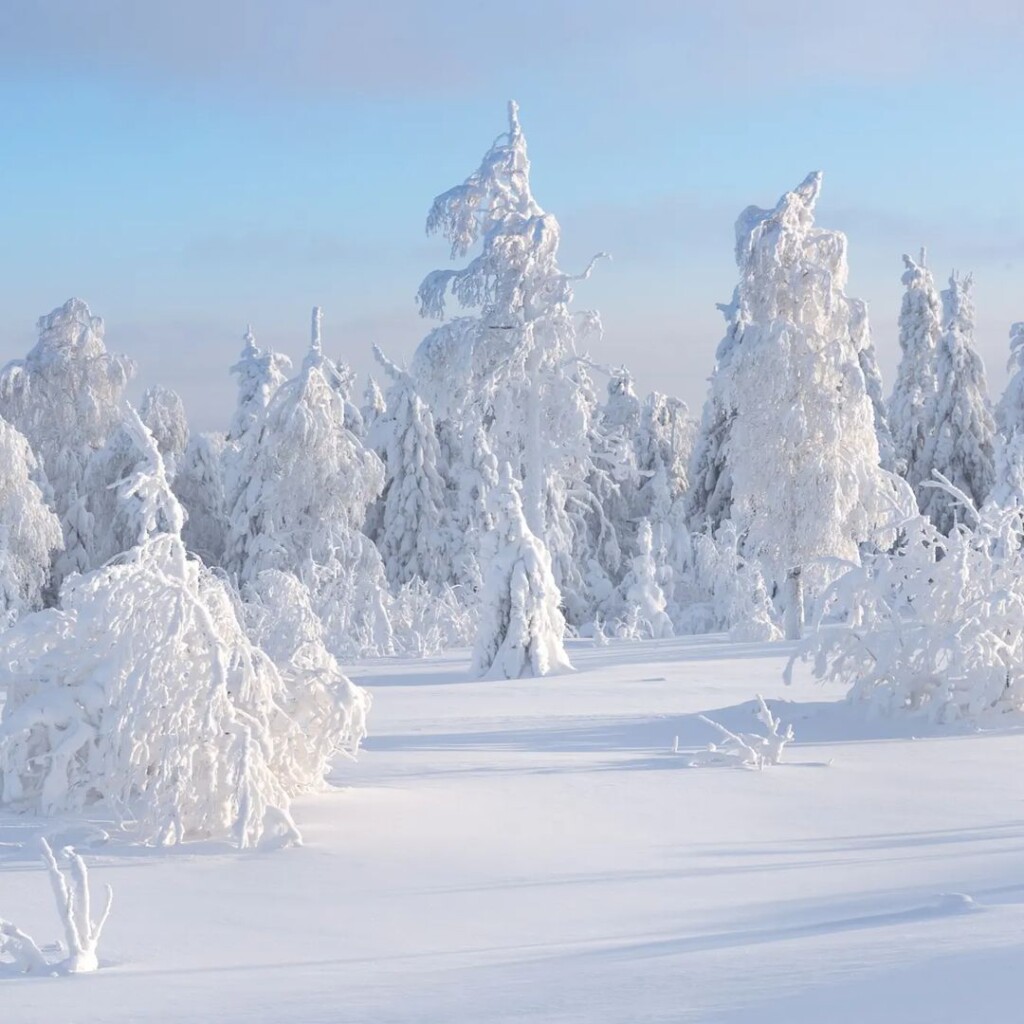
left=0, top=98, right=1022, bottom=840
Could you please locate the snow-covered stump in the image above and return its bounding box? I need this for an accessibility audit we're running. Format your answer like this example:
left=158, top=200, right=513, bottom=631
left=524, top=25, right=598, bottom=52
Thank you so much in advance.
left=0, top=842, right=111, bottom=976
left=40, top=840, right=112, bottom=974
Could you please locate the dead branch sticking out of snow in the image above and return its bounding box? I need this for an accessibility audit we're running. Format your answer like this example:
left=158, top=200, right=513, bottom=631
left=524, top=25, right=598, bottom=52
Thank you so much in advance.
left=678, top=696, right=794, bottom=769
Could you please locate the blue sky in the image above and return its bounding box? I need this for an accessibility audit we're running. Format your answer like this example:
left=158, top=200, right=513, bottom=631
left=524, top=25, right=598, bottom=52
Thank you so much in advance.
left=2, top=1, right=1022, bottom=430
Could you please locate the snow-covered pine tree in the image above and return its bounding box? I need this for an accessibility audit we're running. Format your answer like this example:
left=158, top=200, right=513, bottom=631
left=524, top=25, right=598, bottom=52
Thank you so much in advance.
left=0, top=299, right=134, bottom=584
left=990, top=323, right=1024, bottom=508
left=917, top=272, right=996, bottom=531
left=413, top=101, right=607, bottom=621
left=0, top=418, right=63, bottom=621
left=372, top=346, right=454, bottom=590
left=224, top=309, right=391, bottom=657
left=683, top=288, right=748, bottom=533
left=174, top=431, right=230, bottom=566
left=472, top=464, right=572, bottom=679
left=139, top=385, right=190, bottom=480
left=888, top=250, right=942, bottom=493
left=721, top=172, right=908, bottom=638
left=615, top=519, right=673, bottom=639
left=849, top=298, right=896, bottom=472
left=226, top=325, right=291, bottom=443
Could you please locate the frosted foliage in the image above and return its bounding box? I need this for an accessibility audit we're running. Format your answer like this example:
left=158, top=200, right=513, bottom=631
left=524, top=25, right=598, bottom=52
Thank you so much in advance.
left=918, top=273, right=995, bottom=532
left=174, top=432, right=229, bottom=566
left=225, top=339, right=384, bottom=585
left=0, top=299, right=133, bottom=581
left=636, top=391, right=696, bottom=520
left=671, top=520, right=782, bottom=642
left=617, top=520, right=673, bottom=639
left=723, top=173, right=907, bottom=587
left=86, top=406, right=185, bottom=567
left=995, top=322, right=1024, bottom=437
left=374, top=353, right=454, bottom=590
left=472, top=466, right=572, bottom=680
left=684, top=290, right=746, bottom=532
left=390, top=579, right=478, bottom=657
left=850, top=298, right=895, bottom=472
left=0, top=418, right=63, bottom=620
left=227, top=326, right=291, bottom=443
left=791, top=490, right=1024, bottom=723
left=139, top=385, right=189, bottom=479
left=889, top=251, right=942, bottom=490
left=414, top=102, right=605, bottom=604
left=0, top=535, right=368, bottom=847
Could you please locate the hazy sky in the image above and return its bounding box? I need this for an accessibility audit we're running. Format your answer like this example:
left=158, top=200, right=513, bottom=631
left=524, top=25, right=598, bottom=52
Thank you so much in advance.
left=2, top=1, right=1022, bottom=430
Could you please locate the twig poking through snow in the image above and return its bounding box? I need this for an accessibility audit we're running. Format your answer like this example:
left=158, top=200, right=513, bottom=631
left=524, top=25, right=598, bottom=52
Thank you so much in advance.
left=685, top=695, right=794, bottom=769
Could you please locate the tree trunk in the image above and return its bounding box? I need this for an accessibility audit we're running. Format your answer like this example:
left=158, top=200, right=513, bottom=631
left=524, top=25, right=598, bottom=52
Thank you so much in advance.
left=784, top=566, right=804, bottom=640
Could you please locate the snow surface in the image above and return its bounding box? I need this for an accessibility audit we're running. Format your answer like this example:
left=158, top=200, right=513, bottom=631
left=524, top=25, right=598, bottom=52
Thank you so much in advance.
left=2, top=635, right=1023, bottom=1022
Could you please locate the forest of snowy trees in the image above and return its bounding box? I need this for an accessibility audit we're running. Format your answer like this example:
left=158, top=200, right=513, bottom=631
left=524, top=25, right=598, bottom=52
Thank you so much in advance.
left=1, top=101, right=1022, bottom=852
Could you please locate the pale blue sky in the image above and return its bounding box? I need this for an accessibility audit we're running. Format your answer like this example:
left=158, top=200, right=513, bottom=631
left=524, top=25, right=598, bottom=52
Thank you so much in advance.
left=2, top=1, right=1022, bottom=429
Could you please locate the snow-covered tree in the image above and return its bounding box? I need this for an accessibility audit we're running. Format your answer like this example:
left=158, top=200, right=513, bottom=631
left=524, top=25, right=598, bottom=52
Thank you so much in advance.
left=0, top=418, right=63, bottom=620
left=414, top=101, right=606, bottom=618
left=174, top=432, right=229, bottom=566
left=990, top=323, right=1024, bottom=508
left=888, top=250, right=942, bottom=492
left=0, top=431, right=369, bottom=847
left=139, top=385, right=189, bottom=479
left=85, top=406, right=184, bottom=566
left=372, top=347, right=454, bottom=590
left=0, top=299, right=133, bottom=583
left=614, top=519, right=673, bottom=639
left=226, top=325, right=291, bottom=443
left=917, top=272, right=996, bottom=531
left=472, top=464, right=572, bottom=680
left=849, top=298, right=896, bottom=472
left=719, top=172, right=909, bottom=637
left=790, top=485, right=1024, bottom=723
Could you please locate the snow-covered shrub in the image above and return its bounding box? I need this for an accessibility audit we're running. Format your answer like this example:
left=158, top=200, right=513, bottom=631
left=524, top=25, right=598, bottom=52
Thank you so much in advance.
left=390, top=578, right=478, bottom=657
left=670, top=521, right=782, bottom=642
left=0, top=533, right=368, bottom=847
left=0, top=417, right=63, bottom=621
left=685, top=696, right=794, bottom=769
left=789, top=478, right=1024, bottom=722
left=0, top=841, right=112, bottom=975
left=472, top=465, right=572, bottom=680
left=611, top=519, right=673, bottom=640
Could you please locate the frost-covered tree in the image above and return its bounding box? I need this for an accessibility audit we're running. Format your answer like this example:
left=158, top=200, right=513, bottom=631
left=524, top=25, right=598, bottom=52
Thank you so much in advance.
left=917, top=273, right=996, bottom=532
left=472, top=465, right=572, bottom=680
left=614, top=519, right=673, bottom=639
left=174, top=432, right=229, bottom=566
left=684, top=289, right=747, bottom=533
left=0, top=299, right=134, bottom=583
left=888, top=251, right=942, bottom=492
left=372, top=347, right=454, bottom=590
left=990, top=323, right=1024, bottom=508
left=720, top=172, right=909, bottom=637
left=413, top=101, right=606, bottom=617
left=850, top=298, right=896, bottom=472
left=226, top=325, right=291, bottom=443
left=86, top=406, right=184, bottom=566
left=139, top=385, right=189, bottom=480
left=0, top=418, right=63, bottom=621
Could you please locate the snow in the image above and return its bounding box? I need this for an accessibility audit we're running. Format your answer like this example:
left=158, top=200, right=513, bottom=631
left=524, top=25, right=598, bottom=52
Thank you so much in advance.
left=3, top=635, right=1022, bottom=1021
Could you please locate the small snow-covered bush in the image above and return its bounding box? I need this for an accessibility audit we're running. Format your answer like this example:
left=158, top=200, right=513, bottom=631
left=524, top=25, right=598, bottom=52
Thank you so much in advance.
left=390, top=578, right=478, bottom=657
left=684, top=696, right=794, bottom=769
left=0, top=535, right=369, bottom=847
left=789, top=477, right=1024, bottom=722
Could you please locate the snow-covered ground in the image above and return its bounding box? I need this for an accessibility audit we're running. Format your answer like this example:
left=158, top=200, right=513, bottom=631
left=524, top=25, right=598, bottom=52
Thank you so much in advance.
left=3, top=635, right=1023, bottom=1022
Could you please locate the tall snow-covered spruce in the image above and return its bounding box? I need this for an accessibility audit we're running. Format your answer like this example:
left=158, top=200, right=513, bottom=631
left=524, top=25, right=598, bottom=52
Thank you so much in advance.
left=413, top=100, right=609, bottom=625
left=917, top=272, right=996, bottom=531
left=710, top=172, right=909, bottom=637
left=472, top=464, right=572, bottom=680
left=991, top=322, right=1024, bottom=508
left=888, top=250, right=942, bottom=495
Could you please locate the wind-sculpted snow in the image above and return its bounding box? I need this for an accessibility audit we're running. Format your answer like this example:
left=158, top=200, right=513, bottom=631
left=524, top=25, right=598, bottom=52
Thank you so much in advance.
left=0, top=534, right=369, bottom=847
